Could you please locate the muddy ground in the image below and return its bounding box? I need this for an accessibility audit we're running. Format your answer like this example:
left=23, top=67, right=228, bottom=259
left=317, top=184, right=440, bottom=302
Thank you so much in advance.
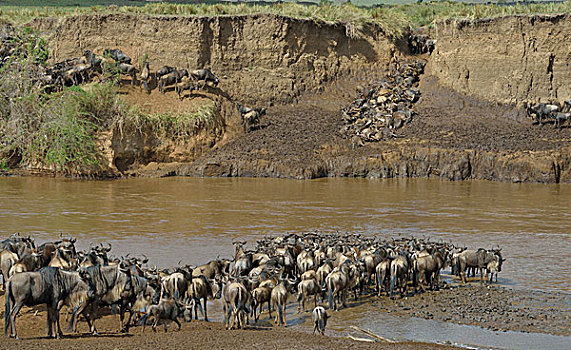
left=0, top=294, right=459, bottom=350
left=0, top=278, right=568, bottom=349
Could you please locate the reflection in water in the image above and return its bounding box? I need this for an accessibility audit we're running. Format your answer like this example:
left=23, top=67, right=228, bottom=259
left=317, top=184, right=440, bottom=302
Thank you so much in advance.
left=0, top=177, right=569, bottom=293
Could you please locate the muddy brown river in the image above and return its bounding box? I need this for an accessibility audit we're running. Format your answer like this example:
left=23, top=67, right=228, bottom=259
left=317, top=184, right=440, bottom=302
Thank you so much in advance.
left=0, top=177, right=569, bottom=293
left=1, top=177, right=570, bottom=349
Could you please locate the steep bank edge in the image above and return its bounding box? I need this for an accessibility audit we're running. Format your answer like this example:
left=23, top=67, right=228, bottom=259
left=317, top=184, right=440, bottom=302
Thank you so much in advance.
left=29, top=13, right=394, bottom=105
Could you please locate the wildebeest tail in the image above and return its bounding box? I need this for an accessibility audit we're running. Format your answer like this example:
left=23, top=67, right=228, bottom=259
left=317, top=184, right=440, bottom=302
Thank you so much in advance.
left=389, top=263, right=397, bottom=294
left=317, top=316, right=325, bottom=333
left=327, top=281, right=333, bottom=310
left=412, top=260, right=418, bottom=288
left=4, top=280, right=11, bottom=335
left=277, top=304, right=283, bottom=325
left=453, top=256, right=460, bottom=276
left=174, top=279, right=180, bottom=300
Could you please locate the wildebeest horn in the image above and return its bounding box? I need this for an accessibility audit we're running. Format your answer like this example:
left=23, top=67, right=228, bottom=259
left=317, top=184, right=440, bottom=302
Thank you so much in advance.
left=70, top=237, right=76, bottom=243
left=105, top=242, right=112, bottom=252
left=142, top=254, right=148, bottom=264
left=177, top=259, right=183, bottom=266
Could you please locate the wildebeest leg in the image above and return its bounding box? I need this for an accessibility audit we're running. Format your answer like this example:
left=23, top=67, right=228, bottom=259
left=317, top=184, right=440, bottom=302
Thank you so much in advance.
left=174, top=318, right=182, bottom=331
left=203, top=297, right=208, bottom=322
left=9, top=301, right=24, bottom=339
left=163, top=319, right=168, bottom=333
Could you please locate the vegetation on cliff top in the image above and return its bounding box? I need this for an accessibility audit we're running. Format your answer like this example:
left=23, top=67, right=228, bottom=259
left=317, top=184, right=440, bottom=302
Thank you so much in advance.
left=1, top=1, right=570, bottom=38
left=0, top=28, right=219, bottom=176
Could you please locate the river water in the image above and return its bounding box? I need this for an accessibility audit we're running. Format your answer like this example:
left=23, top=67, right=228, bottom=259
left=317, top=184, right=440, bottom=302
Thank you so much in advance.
left=0, top=177, right=569, bottom=293
left=1, top=177, right=570, bottom=349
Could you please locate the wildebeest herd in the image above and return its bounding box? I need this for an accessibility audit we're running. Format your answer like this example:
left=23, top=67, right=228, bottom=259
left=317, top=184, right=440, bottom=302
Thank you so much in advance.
left=525, top=100, right=571, bottom=129
left=340, top=59, right=425, bottom=146
left=0, top=28, right=265, bottom=135
left=0, top=231, right=504, bottom=339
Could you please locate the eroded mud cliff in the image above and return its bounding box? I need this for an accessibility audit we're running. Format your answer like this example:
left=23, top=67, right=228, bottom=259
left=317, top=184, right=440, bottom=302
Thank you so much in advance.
left=16, top=13, right=571, bottom=183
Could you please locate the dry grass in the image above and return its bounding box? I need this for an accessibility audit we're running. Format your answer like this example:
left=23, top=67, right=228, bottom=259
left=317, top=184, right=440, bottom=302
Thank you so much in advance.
left=1, top=2, right=568, bottom=39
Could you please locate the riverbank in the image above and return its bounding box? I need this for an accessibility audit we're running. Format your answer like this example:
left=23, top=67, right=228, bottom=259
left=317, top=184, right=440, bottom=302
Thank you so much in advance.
left=0, top=282, right=568, bottom=349
left=1, top=9, right=571, bottom=182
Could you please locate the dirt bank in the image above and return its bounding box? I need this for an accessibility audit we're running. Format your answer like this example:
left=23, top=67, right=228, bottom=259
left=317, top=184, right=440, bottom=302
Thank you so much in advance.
left=14, top=13, right=570, bottom=182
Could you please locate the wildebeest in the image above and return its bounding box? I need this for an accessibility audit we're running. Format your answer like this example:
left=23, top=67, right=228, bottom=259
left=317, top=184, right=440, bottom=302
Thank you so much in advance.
left=455, top=248, right=503, bottom=284
left=389, top=253, right=410, bottom=297
left=222, top=281, right=251, bottom=330
left=159, top=69, right=189, bottom=94
left=140, top=297, right=190, bottom=333
left=115, top=62, right=137, bottom=85
left=251, top=285, right=272, bottom=322
left=187, top=275, right=221, bottom=321
left=549, top=112, right=570, bottom=129
left=375, top=259, right=391, bottom=296
left=0, top=250, right=19, bottom=290
left=103, top=48, right=132, bottom=64
left=236, top=103, right=266, bottom=133
left=326, top=263, right=352, bottom=310
left=156, top=65, right=176, bottom=79
left=189, top=68, right=219, bottom=88
left=76, top=264, right=135, bottom=335
left=297, top=277, right=321, bottom=312
left=413, top=251, right=445, bottom=291
left=192, top=259, right=231, bottom=279
left=4, top=267, right=93, bottom=339
left=527, top=102, right=559, bottom=125
left=312, top=306, right=328, bottom=335
left=271, top=278, right=295, bottom=326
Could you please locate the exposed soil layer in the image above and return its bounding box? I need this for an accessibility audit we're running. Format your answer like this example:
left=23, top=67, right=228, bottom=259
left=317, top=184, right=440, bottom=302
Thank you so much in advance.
left=11, top=13, right=570, bottom=183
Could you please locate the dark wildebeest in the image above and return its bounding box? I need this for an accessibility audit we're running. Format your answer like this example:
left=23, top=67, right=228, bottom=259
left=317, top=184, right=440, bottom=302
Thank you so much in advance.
left=140, top=297, right=190, bottom=333
left=192, top=259, right=231, bottom=279
left=312, top=306, right=329, bottom=335
left=271, top=277, right=296, bottom=326
left=103, top=48, right=132, bottom=64
left=236, top=103, right=266, bottom=133
left=187, top=275, right=222, bottom=322
left=156, top=65, right=176, bottom=79
left=189, top=68, right=219, bottom=88
left=527, top=102, right=559, bottom=125
left=455, top=248, right=504, bottom=284
left=389, top=253, right=410, bottom=297
left=159, top=69, right=189, bottom=94
left=413, top=251, right=445, bottom=291
left=76, top=264, right=136, bottom=335
left=549, top=112, right=570, bottom=129
left=326, top=263, right=352, bottom=311
left=297, top=277, right=321, bottom=313
left=375, top=258, right=391, bottom=296
left=251, top=285, right=271, bottom=322
left=222, top=281, right=251, bottom=330
left=4, top=267, right=93, bottom=339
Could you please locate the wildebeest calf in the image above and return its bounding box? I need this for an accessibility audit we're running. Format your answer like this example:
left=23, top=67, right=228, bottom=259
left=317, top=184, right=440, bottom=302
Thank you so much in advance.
left=312, top=306, right=328, bottom=335
left=140, top=297, right=190, bottom=333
